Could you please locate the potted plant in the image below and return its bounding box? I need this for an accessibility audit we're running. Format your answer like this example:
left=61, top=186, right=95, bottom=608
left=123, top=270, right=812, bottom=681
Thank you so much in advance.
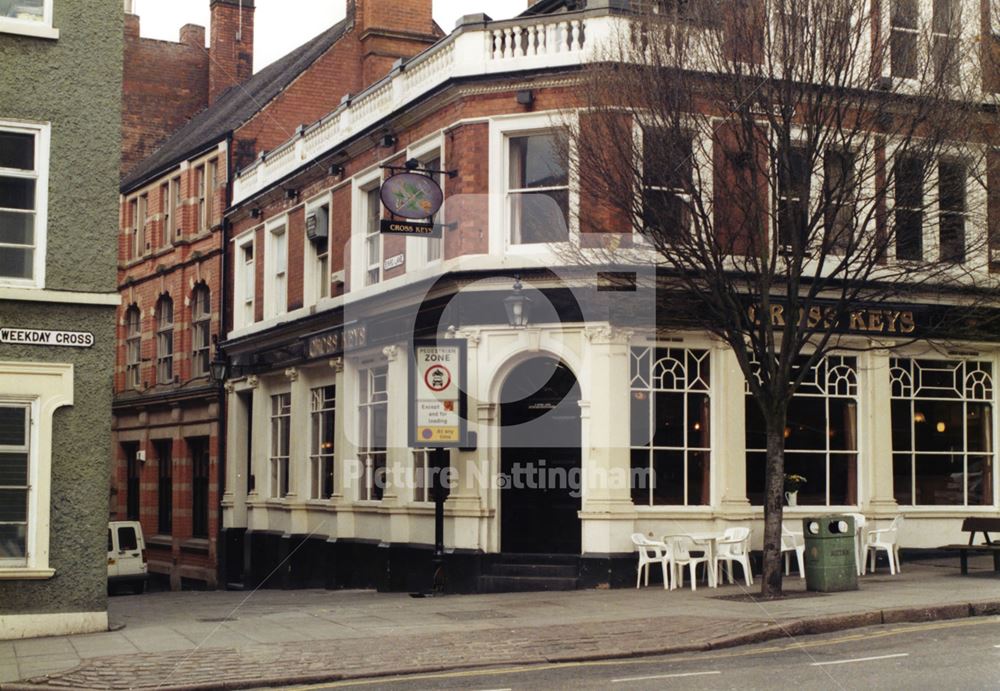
left=784, top=474, right=807, bottom=506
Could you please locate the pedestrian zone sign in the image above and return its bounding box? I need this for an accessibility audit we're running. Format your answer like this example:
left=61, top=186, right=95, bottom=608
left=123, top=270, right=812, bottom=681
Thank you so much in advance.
left=410, top=339, right=467, bottom=448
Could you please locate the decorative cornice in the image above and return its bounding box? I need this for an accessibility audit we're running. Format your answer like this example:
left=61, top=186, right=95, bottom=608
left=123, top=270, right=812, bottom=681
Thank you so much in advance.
left=329, top=357, right=344, bottom=373
left=585, top=326, right=633, bottom=346
left=382, top=345, right=400, bottom=362
left=284, top=367, right=299, bottom=382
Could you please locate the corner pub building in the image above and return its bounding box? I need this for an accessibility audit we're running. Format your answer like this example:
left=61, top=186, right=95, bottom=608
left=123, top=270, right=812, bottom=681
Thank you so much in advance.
left=218, top=0, right=1000, bottom=592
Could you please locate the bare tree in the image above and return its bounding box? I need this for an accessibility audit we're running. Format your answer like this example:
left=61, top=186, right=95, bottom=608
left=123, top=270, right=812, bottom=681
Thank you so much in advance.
left=567, top=0, right=994, bottom=596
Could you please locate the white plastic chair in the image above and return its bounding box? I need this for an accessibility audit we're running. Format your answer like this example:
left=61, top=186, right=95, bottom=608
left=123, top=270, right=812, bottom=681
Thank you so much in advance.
left=866, top=516, right=903, bottom=575
left=667, top=535, right=710, bottom=591
left=631, top=533, right=671, bottom=589
left=715, top=527, right=753, bottom=586
left=781, top=523, right=806, bottom=579
left=845, top=513, right=867, bottom=575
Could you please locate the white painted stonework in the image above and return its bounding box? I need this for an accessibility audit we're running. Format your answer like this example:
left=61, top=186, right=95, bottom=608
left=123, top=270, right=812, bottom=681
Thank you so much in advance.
left=0, top=611, right=107, bottom=641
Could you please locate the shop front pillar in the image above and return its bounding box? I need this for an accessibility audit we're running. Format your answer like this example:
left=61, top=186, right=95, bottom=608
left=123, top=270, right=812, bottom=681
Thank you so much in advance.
left=445, top=330, right=485, bottom=551
left=716, top=346, right=753, bottom=515
left=580, top=326, right=636, bottom=555
left=861, top=349, right=898, bottom=516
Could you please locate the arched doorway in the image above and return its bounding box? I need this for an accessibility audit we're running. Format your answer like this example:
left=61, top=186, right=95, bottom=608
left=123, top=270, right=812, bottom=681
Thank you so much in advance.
left=500, top=356, right=581, bottom=554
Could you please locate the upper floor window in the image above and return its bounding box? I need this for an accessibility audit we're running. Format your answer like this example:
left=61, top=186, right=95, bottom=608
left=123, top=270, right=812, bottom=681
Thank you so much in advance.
left=642, top=127, right=693, bottom=240
left=196, top=165, right=207, bottom=232
left=776, top=145, right=810, bottom=252
left=160, top=183, right=170, bottom=248
left=507, top=131, right=569, bottom=244
left=930, top=0, right=960, bottom=84
left=155, top=295, right=174, bottom=384
left=191, top=284, right=211, bottom=377
left=421, top=153, right=444, bottom=263
left=891, top=0, right=963, bottom=84
left=0, top=121, right=49, bottom=287
left=894, top=154, right=968, bottom=263
left=305, top=198, right=330, bottom=305
left=265, top=221, right=287, bottom=317
left=207, top=158, right=218, bottom=228
left=0, top=0, right=58, bottom=39
left=170, top=176, right=182, bottom=239
left=125, top=305, right=141, bottom=389
left=234, top=234, right=255, bottom=328
left=890, top=0, right=919, bottom=79
left=364, top=185, right=381, bottom=286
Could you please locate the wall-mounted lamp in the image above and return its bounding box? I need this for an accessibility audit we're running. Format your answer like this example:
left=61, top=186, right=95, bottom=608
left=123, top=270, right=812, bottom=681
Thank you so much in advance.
left=516, top=89, right=534, bottom=107
left=503, top=274, right=533, bottom=328
left=380, top=134, right=398, bottom=148
left=328, top=163, right=345, bottom=179
left=250, top=208, right=262, bottom=218
left=209, top=337, right=229, bottom=385
left=285, top=188, right=299, bottom=200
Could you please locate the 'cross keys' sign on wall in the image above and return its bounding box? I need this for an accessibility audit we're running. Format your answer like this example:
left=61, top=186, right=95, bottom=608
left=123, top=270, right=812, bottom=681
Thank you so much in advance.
left=379, top=171, right=444, bottom=238
left=409, top=339, right=467, bottom=448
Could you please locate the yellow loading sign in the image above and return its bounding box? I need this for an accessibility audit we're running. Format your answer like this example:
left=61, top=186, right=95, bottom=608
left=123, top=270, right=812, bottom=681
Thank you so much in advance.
left=410, top=339, right=467, bottom=448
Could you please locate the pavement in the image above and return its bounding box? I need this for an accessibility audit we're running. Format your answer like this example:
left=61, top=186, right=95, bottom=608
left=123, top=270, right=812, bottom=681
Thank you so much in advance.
left=2, top=556, right=1000, bottom=690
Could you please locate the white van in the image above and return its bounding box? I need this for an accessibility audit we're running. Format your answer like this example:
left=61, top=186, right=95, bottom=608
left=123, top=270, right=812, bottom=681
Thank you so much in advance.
left=108, top=520, right=148, bottom=594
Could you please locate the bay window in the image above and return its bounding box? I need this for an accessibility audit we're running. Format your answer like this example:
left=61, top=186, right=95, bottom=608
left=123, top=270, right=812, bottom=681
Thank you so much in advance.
left=891, top=358, right=994, bottom=506
left=746, top=355, right=859, bottom=506
left=630, top=347, right=711, bottom=506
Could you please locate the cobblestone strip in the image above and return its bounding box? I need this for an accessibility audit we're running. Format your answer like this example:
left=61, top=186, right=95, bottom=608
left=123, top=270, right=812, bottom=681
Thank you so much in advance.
left=7, top=616, right=772, bottom=690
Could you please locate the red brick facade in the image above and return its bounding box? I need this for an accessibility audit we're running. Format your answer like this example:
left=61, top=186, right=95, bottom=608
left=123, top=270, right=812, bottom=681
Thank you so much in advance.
left=114, top=0, right=441, bottom=590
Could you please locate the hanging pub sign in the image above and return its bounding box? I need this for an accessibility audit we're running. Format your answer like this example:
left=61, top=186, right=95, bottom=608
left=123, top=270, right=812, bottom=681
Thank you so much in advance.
left=379, top=171, right=444, bottom=238
left=409, top=339, right=467, bottom=448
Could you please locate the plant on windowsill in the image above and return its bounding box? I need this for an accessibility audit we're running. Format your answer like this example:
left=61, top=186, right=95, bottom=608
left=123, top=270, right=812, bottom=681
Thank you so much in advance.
left=784, top=474, right=807, bottom=507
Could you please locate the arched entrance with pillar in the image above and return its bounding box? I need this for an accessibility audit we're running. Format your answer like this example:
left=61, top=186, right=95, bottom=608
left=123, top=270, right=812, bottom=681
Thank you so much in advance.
left=499, top=356, right=582, bottom=554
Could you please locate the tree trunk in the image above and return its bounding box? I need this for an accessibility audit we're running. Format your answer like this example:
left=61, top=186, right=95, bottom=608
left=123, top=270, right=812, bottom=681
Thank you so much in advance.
left=761, top=412, right=788, bottom=597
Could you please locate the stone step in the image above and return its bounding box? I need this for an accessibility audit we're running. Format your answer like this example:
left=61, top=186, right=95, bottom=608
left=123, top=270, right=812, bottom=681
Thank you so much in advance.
left=493, top=552, right=580, bottom=565
left=478, top=575, right=580, bottom=593
left=488, top=563, right=578, bottom=578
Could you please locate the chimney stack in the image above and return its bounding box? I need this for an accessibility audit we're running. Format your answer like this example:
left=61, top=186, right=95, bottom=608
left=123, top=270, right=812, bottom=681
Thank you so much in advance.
left=349, top=0, right=439, bottom=85
left=209, top=0, right=255, bottom=104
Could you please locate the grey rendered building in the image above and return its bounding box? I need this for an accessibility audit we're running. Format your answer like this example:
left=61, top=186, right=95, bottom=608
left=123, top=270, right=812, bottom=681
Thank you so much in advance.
left=0, top=1, right=122, bottom=638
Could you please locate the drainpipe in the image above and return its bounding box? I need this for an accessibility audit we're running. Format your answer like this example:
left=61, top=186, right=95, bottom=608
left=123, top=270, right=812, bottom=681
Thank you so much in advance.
left=216, top=131, right=233, bottom=587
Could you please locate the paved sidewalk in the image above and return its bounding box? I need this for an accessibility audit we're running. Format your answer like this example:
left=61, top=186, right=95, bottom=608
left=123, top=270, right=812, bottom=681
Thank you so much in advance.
left=2, top=557, right=1000, bottom=690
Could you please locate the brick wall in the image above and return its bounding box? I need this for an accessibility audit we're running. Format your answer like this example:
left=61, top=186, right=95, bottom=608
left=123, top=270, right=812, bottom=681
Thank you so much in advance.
left=122, top=15, right=209, bottom=178
left=209, top=0, right=255, bottom=104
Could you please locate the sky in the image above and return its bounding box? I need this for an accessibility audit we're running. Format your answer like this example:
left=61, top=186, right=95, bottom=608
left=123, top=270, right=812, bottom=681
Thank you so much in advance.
left=130, top=0, right=530, bottom=72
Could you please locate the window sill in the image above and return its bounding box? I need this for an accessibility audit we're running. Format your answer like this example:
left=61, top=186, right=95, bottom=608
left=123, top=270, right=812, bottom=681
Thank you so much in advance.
left=0, top=567, right=55, bottom=580
left=0, top=21, right=59, bottom=40
left=146, top=535, right=173, bottom=548
left=181, top=538, right=210, bottom=554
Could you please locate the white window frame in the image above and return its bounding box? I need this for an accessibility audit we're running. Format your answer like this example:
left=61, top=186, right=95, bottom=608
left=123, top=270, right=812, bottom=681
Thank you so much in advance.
left=406, top=136, right=446, bottom=269
left=0, top=120, right=50, bottom=289
left=155, top=295, right=174, bottom=385
left=890, top=357, right=997, bottom=507
left=234, top=231, right=256, bottom=329
left=352, top=171, right=384, bottom=289
left=0, top=0, right=58, bottom=40
left=196, top=164, right=207, bottom=233
left=412, top=449, right=432, bottom=503
left=191, top=284, right=211, bottom=377
left=125, top=305, right=141, bottom=389
left=304, top=192, right=332, bottom=306
left=264, top=217, right=287, bottom=319
left=269, top=391, right=291, bottom=499
left=358, top=364, right=388, bottom=502
left=310, top=383, right=336, bottom=500
left=170, top=175, right=182, bottom=239
left=0, top=362, right=73, bottom=580
left=882, top=0, right=978, bottom=89
left=489, top=112, right=579, bottom=258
